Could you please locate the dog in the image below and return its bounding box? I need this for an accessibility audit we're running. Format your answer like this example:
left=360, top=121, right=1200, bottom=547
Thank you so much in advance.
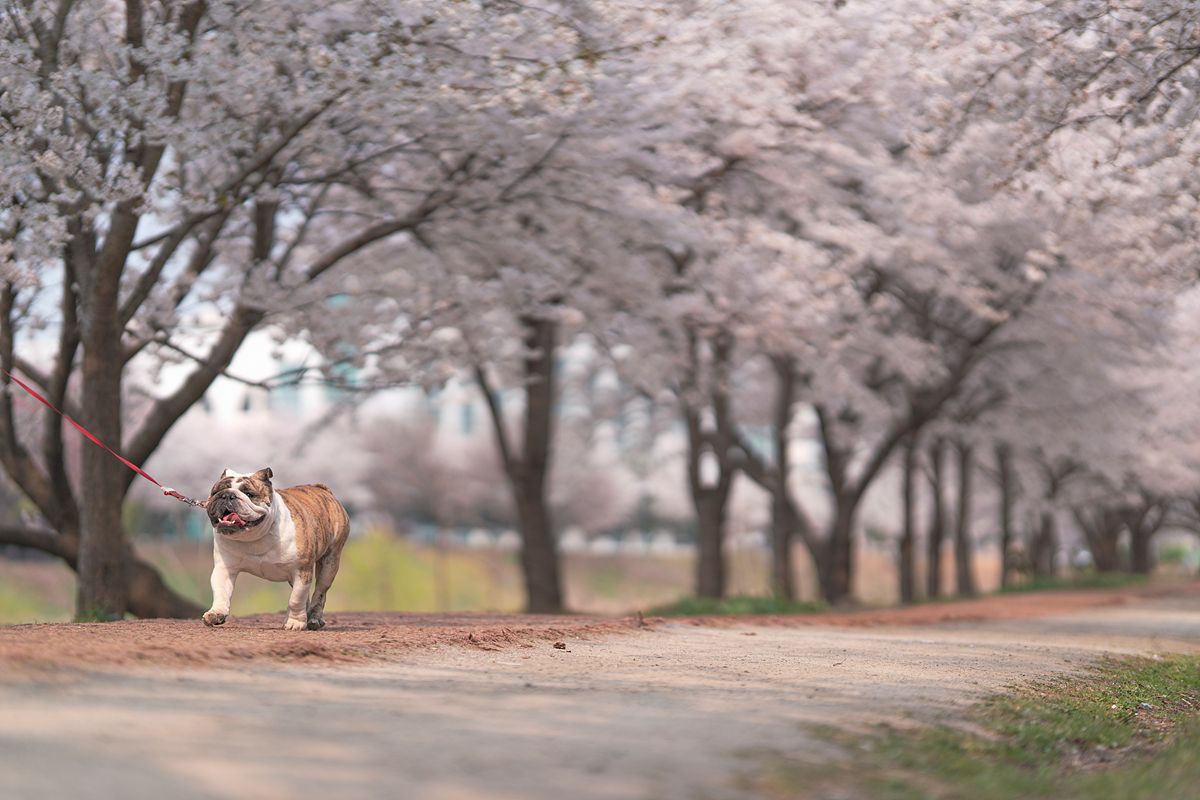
left=202, top=468, right=350, bottom=631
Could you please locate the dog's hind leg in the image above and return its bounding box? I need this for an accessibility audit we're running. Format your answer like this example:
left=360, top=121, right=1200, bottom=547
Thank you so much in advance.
left=306, top=547, right=341, bottom=630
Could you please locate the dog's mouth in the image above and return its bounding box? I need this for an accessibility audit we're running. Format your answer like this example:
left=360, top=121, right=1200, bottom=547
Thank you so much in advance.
left=217, top=511, right=263, bottom=530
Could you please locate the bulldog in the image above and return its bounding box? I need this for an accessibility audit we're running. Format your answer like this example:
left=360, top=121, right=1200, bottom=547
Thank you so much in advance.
left=202, top=468, right=350, bottom=631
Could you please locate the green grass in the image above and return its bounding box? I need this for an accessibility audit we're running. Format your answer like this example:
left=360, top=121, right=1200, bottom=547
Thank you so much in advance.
left=1000, top=571, right=1151, bottom=594
left=649, top=594, right=828, bottom=616
left=327, top=531, right=517, bottom=612
left=0, top=579, right=72, bottom=624
left=748, top=655, right=1200, bottom=800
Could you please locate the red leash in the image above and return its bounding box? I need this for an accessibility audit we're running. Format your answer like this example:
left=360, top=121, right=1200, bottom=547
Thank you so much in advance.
left=2, top=368, right=207, bottom=508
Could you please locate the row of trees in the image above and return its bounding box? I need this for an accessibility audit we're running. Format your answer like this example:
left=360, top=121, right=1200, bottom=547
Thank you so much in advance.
left=2, top=1, right=1199, bottom=616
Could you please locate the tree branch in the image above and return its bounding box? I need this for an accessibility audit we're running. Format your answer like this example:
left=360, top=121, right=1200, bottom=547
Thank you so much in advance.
left=303, top=186, right=458, bottom=284
left=475, top=364, right=519, bottom=481
left=0, top=525, right=73, bottom=564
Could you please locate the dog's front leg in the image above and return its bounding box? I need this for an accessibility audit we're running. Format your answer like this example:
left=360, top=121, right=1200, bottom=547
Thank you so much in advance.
left=284, top=569, right=312, bottom=630
left=204, top=564, right=237, bottom=627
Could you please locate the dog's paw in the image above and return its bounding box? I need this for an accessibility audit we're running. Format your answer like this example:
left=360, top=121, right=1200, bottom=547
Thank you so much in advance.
left=283, top=617, right=307, bottom=631
left=202, top=611, right=227, bottom=627
left=306, top=616, right=325, bottom=631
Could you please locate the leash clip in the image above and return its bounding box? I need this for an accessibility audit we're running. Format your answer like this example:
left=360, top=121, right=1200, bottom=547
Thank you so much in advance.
left=162, top=487, right=207, bottom=508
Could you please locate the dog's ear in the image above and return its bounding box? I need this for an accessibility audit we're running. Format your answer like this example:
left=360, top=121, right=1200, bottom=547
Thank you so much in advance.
left=253, top=467, right=273, bottom=484
left=221, top=468, right=234, bottom=479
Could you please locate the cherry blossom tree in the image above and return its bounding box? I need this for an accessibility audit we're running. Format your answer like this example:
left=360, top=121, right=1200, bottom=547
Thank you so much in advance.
left=0, top=0, right=602, bottom=619
left=274, top=0, right=692, bottom=612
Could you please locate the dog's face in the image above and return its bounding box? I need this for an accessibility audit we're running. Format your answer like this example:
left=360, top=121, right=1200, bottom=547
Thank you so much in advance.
left=208, top=468, right=275, bottom=540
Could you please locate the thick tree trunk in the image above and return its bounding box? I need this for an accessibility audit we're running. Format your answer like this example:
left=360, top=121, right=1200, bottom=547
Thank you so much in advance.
left=686, top=418, right=736, bottom=599
left=1032, top=511, right=1057, bottom=577
left=476, top=317, right=564, bottom=614
left=514, top=482, right=562, bottom=613
left=1129, top=526, right=1153, bottom=574
left=899, top=433, right=918, bottom=605
left=770, top=492, right=796, bottom=600
left=825, top=503, right=855, bottom=604
left=512, top=318, right=563, bottom=613
left=925, top=439, right=947, bottom=598
left=76, top=209, right=135, bottom=620
left=695, top=494, right=726, bottom=598
left=516, top=318, right=562, bottom=612
left=1073, top=506, right=1123, bottom=572
left=954, top=441, right=976, bottom=596
left=1123, top=499, right=1164, bottom=575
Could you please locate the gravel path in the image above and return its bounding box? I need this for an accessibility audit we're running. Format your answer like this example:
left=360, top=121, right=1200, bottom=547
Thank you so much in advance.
left=1, top=587, right=1198, bottom=800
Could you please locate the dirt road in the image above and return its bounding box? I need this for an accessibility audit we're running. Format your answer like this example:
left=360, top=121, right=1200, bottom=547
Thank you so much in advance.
left=1, top=585, right=1198, bottom=800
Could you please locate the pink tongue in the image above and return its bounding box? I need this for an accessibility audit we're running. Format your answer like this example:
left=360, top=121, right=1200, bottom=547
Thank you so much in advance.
left=221, top=512, right=244, bottom=526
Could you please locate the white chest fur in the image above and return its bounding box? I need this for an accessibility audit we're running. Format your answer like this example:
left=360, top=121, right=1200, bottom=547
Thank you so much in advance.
left=212, top=499, right=300, bottom=583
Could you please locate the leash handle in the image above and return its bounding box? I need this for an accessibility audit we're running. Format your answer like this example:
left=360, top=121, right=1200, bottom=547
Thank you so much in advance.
left=2, top=367, right=206, bottom=509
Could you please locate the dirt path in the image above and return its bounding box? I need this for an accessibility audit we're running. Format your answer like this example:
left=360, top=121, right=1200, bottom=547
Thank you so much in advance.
left=1, top=584, right=1198, bottom=800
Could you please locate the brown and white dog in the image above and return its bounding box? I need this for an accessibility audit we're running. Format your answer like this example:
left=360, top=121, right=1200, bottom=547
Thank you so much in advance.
left=202, top=468, right=350, bottom=631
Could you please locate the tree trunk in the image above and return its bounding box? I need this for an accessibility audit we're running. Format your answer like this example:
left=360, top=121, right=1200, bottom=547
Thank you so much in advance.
left=899, top=433, right=918, bottom=604
left=682, top=331, right=737, bottom=600
left=1032, top=511, right=1057, bottom=577
left=826, top=503, right=855, bottom=604
left=954, top=441, right=976, bottom=596
left=995, top=443, right=1016, bottom=589
left=75, top=209, right=136, bottom=620
left=925, top=439, right=947, bottom=598
left=733, top=356, right=821, bottom=602
left=812, top=402, right=915, bottom=606
left=1073, top=506, right=1123, bottom=572
left=769, top=355, right=797, bottom=600
left=1123, top=498, right=1164, bottom=575
left=476, top=317, right=564, bottom=614
left=514, top=479, right=561, bottom=613
left=695, top=493, right=726, bottom=598
left=770, top=492, right=796, bottom=600
left=1129, top=525, right=1153, bottom=574
left=512, top=317, right=562, bottom=613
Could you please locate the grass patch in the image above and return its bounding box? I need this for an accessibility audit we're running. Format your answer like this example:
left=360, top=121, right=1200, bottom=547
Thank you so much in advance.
left=649, top=594, right=828, bottom=616
left=1000, top=571, right=1151, bottom=594
left=0, top=561, right=74, bottom=624
left=327, top=531, right=519, bottom=613
left=0, top=581, right=71, bottom=624
left=747, top=655, right=1200, bottom=800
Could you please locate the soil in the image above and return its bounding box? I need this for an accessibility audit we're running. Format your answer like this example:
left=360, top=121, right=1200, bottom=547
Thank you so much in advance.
left=4, top=581, right=1190, bottom=672
left=1, top=581, right=1198, bottom=800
